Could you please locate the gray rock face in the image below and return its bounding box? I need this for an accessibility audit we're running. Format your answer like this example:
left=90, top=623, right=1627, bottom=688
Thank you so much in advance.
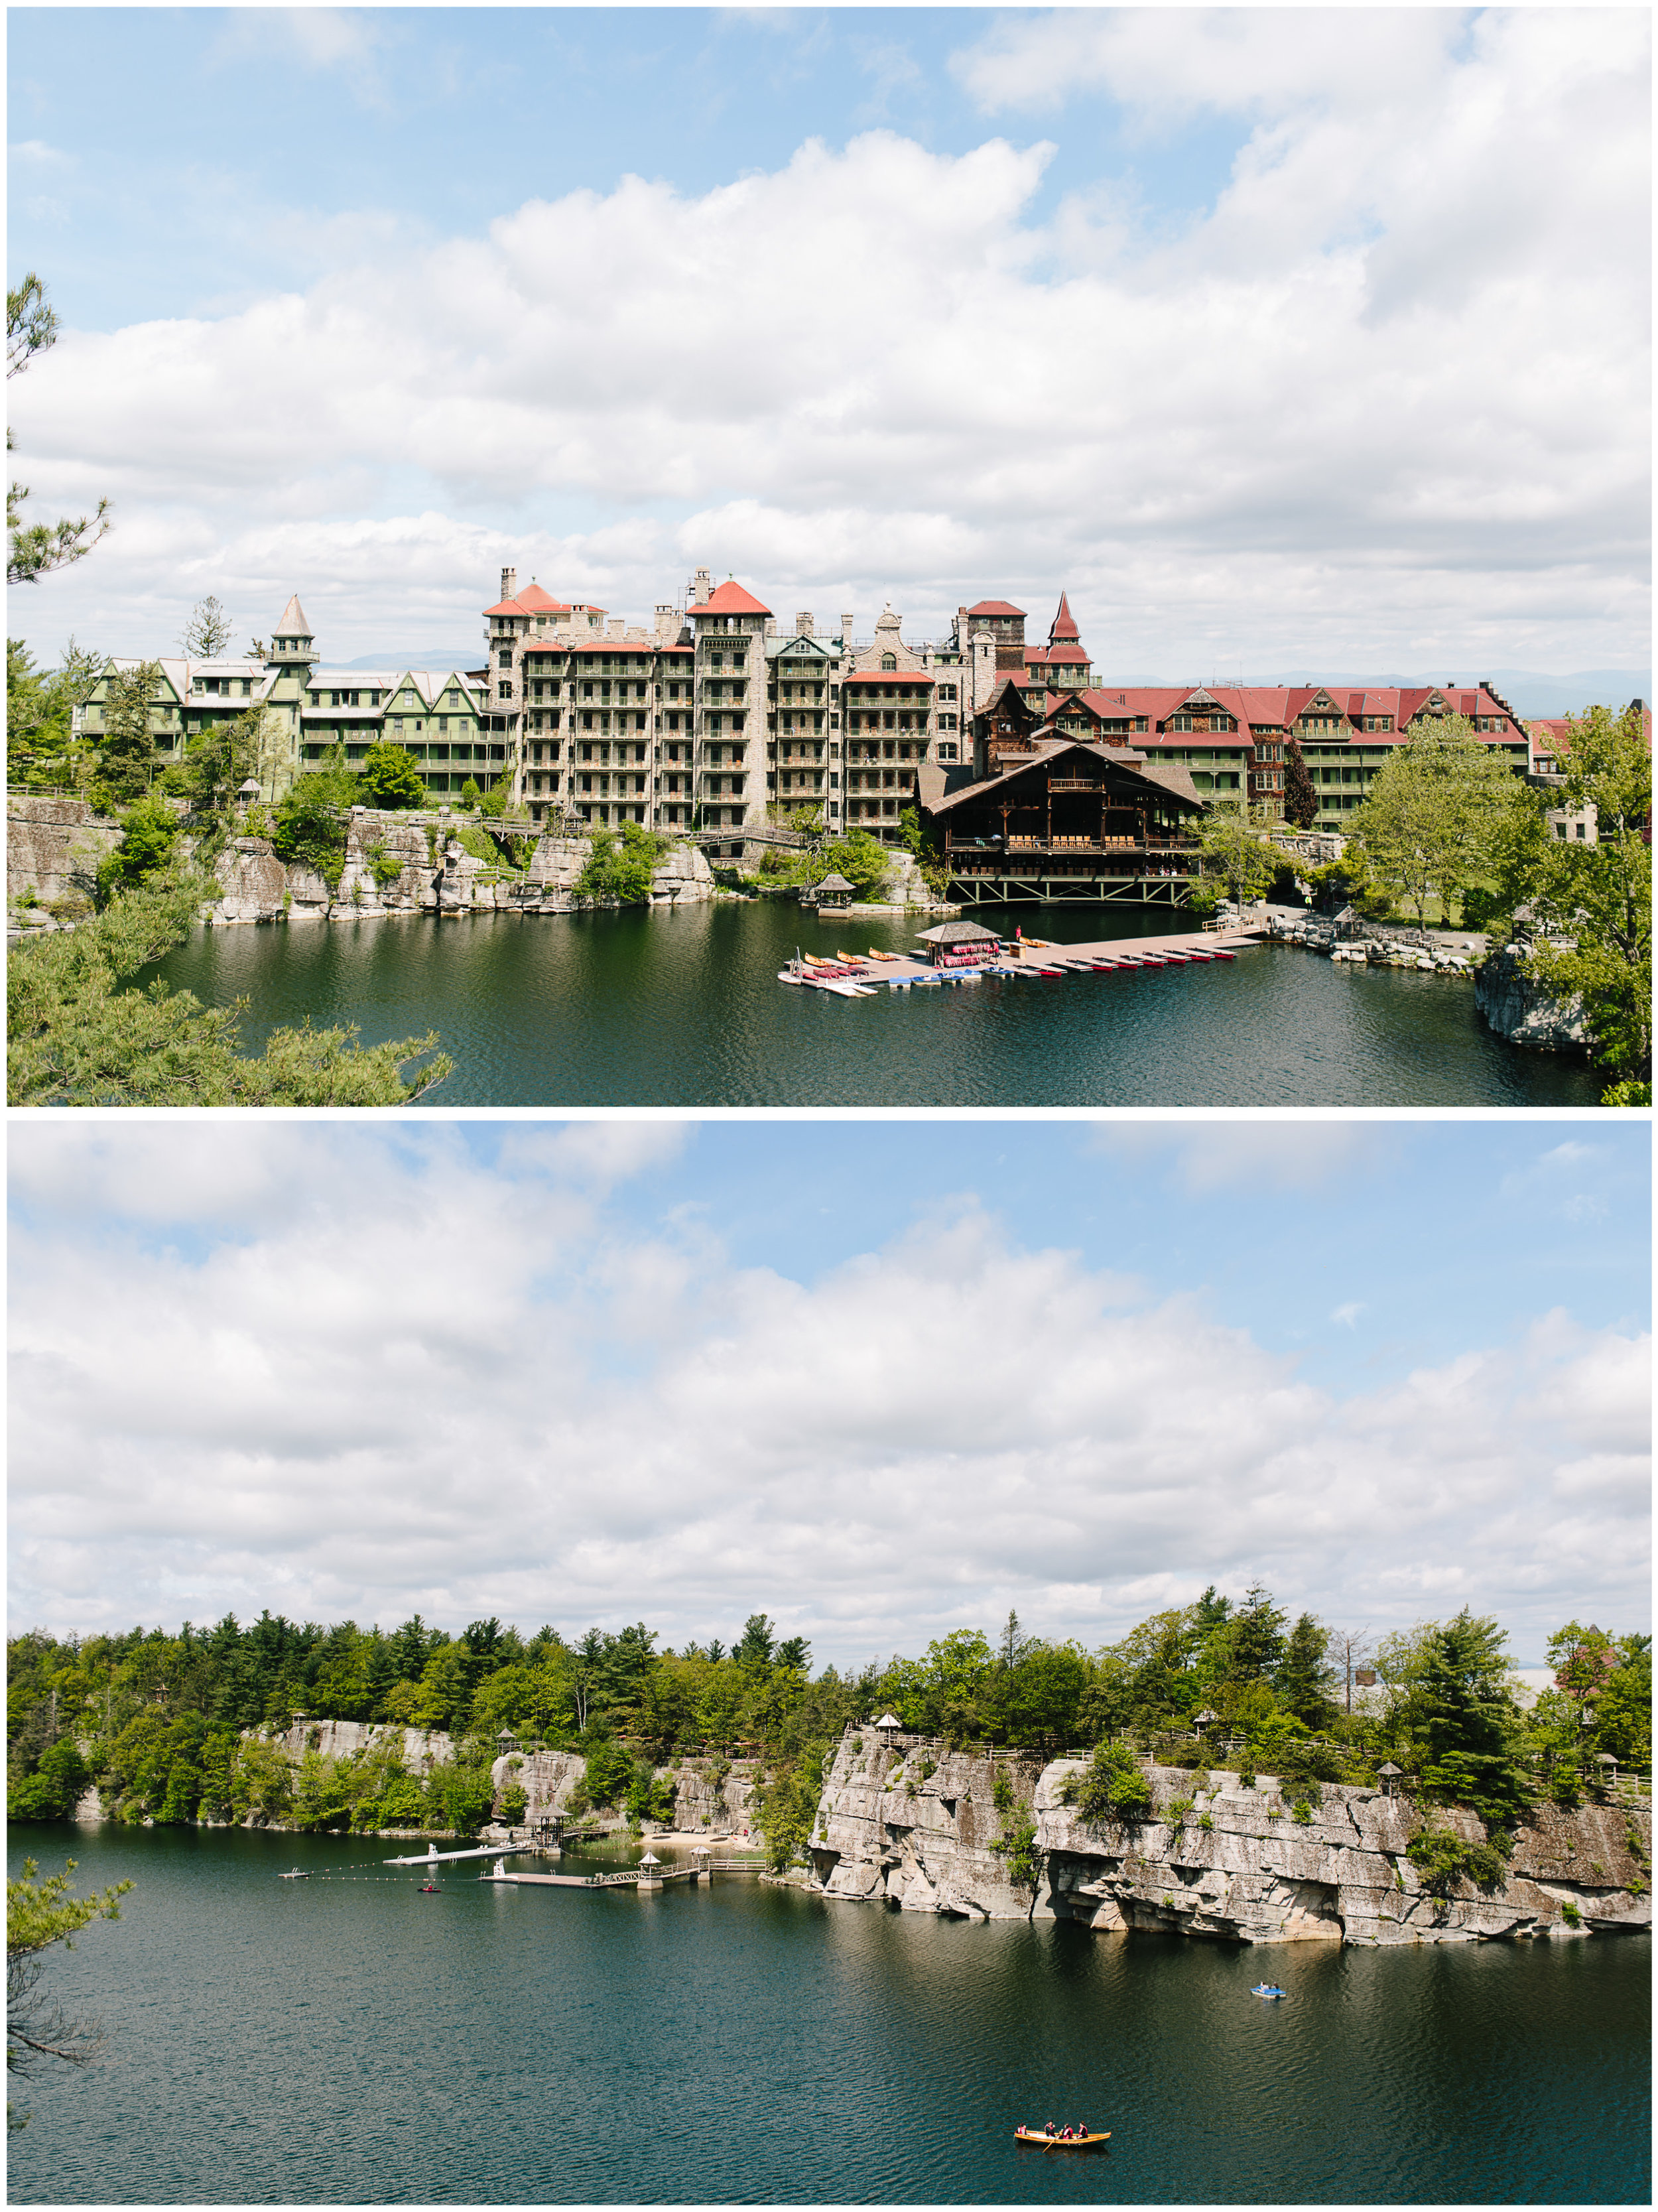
left=807, top=1731, right=1652, bottom=1945
left=485, top=1750, right=758, bottom=1835
left=7, top=794, right=121, bottom=907
left=1475, top=942, right=1588, bottom=1052
left=208, top=837, right=289, bottom=924
left=259, top=1719, right=454, bottom=1768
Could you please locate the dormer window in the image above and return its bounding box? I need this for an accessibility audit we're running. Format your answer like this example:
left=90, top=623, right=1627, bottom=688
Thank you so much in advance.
left=881, top=654, right=897, bottom=671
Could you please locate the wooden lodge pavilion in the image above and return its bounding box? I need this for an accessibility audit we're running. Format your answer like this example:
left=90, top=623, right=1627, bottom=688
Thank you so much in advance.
left=918, top=696, right=1206, bottom=905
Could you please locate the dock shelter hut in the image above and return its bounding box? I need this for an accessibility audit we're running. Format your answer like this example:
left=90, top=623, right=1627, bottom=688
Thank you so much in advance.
left=814, top=871, right=856, bottom=909
left=916, top=919, right=1003, bottom=968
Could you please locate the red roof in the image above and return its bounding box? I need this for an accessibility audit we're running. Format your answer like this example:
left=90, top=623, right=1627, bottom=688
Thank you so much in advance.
left=965, top=600, right=1026, bottom=619
left=845, top=670, right=934, bottom=686
left=695, top=580, right=771, bottom=618
left=481, top=597, right=528, bottom=618
left=1049, top=592, right=1079, bottom=643
left=1027, top=645, right=1090, bottom=666
left=517, top=583, right=574, bottom=614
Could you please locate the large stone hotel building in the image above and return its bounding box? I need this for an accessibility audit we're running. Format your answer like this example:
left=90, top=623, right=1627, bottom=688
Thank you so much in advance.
left=78, top=567, right=1534, bottom=852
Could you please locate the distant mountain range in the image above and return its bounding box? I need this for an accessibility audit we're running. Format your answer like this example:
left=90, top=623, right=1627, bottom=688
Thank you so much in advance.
left=330, top=651, right=1648, bottom=721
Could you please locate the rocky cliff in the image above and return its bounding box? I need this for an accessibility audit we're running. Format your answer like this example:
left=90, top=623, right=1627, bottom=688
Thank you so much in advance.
left=490, top=1750, right=759, bottom=1837
left=808, top=1730, right=1651, bottom=1946
left=7, top=794, right=122, bottom=910
left=206, top=819, right=718, bottom=925
left=1474, top=942, right=1588, bottom=1053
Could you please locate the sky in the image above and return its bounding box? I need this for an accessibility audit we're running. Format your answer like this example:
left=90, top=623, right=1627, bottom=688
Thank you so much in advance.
left=9, top=1117, right=1650, bottom=1667
left=6, top=6, right=1651, bottom=691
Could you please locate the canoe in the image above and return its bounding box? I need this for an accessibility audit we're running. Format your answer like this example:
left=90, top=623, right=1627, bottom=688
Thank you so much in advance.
left=1015, top=2126, right=1111, bottom=2145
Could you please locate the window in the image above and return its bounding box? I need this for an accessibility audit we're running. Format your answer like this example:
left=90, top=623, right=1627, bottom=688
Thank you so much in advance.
left=881, top=654, right=897, bottom=671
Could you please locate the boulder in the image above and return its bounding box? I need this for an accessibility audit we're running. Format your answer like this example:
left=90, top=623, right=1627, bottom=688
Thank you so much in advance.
left=1475, top=942, right=1589, bottom=1053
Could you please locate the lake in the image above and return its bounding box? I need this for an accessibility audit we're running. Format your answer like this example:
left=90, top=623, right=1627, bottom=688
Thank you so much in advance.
left=8, top=1825, right=1649, bottom=2204
left=146, top=903, right=1600, bottom=1107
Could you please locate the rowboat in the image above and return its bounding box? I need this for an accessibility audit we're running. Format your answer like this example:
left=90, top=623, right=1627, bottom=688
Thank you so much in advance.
left=1015, top=2127, right=1111, bottom=2150
left=1251, top=1983, right=1286, bottom=1999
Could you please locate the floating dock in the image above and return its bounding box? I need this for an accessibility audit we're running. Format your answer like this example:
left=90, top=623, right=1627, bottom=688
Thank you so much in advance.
left=779, top=923, right=1263, bottom=997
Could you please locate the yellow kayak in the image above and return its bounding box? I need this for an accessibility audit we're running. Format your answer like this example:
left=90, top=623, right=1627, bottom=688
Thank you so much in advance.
left=1015, top=2127, right=1110, bottom=2149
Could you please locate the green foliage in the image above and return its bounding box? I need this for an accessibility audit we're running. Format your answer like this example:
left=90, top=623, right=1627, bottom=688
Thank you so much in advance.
left=8, top=273, right=111, bottom=591
left=7, top=1855, right=133, bottom=2126
left=474, top=778, right=509, bottom=819
left=1351, top=715, right=1520, bottom=932
left=1560, top=1898, right=1582, bottom=1927
left=94, top=796, right=179, bottom=906
left=1277, top=1614, right=1338, bottom=1727
left=1505, top=705, right=1651, bottom=1080
left=8, top=868, right=451, bottom=1106
left=1196, top=802, right=1279, bottom=904
left=1602, top=1080, right=1652, bottom=1107
left=365, top=842, right=407, bottom=892
left=1405, top=1824, right=1507, bottom=1898
left=93, top=661, right=165, bottom=808
left=1283, top=738, right=1318, bottom=829
left=357, top=743, right=426, bottom=811
left=574, top=823, right=669, bottom=904
left=581, top=1741, right=635, bottom=1809
left=272, top=785, right=348, bottom=891
left=497, top=1784, right=529, bottom=1824
left=1062, top=1742, right=1152, bottom=1826
left=7, top=635, right=102, bottom=791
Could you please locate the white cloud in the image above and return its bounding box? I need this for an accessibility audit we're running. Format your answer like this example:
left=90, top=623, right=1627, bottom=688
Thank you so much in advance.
left=1088, top=1122, right=1389, bottom=1193
left=1332, top=1303, right=1364, bottom=1329
left=8, top=7, right=1647, bottom=671
left=9, top=1144, right=1649, bottom=1659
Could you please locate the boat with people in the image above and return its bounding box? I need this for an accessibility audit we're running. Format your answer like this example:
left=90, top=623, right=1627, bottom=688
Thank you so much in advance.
left=1015, top=2124, right=1111, bottom=2150
left=1251, top=1983, right=1287, bottom=1999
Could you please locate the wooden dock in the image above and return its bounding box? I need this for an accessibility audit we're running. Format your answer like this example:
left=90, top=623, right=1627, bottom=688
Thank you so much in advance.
left=781, top=922, right=1265, bottom=997
left=483, top=1858, right=763, bottom=1892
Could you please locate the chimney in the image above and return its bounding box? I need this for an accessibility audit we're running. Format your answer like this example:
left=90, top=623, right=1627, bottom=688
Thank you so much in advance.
left=840, top=612, right=855, bottom=643
left=693, top=567, right=711, bottom=606
left=501, top=567, right=517, bottom=604
left=655, top=604, right=678, bottom=642
left=795, top=612, right=814, bottom=637
left=607, top=617, right=625, bottom=638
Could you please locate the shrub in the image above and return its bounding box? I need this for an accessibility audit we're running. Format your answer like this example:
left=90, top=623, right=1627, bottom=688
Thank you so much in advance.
left=1198, top=1813, right=1214, bottom=1832
left=1560, top=1898, right=1582, bottom=1927
left=94, top=795, right=180, bottom=905
left=919, top=1758, right=937, bottom=1782
left=1292, top=1800, right=1312, bottom=1825
left=1240, top=1768, right=1256, bottom=1789
left=575, top=824, right=667, bottom=905
left=365, top=842, right=406, bottom=891
left=1061, top=1742, right=1152, bottom=1826
left=357, top=743, right=426, bottom=811
left=1167, top=1795, right=1195, bottom=1827
left=497, top=1784, right=528, bottom=1823
left=273, top=784, right=348, bottom=891
left=1407, top=1825, right=1509, bottom=1898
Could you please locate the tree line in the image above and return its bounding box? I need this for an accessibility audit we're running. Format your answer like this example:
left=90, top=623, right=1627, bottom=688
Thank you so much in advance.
left=8, top=1596, right=1648, bottom=1870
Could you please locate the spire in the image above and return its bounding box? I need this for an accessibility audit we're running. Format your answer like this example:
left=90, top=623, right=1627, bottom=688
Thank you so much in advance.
left=275, top=594, right=312, bottom=639
left=1049, top=592, right=1079, bottom=645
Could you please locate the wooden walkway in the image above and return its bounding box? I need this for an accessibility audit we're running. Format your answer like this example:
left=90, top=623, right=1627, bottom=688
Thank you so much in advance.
left=484, top=1858, right=763, bottom=1891
left=781, top=922, right=1265, bottom=998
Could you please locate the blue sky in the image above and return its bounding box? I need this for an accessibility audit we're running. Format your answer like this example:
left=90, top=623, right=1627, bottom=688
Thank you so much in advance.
left=7, top=7, right=1649, bottom=682
left=9, top=1118, right=1649, bottom=1663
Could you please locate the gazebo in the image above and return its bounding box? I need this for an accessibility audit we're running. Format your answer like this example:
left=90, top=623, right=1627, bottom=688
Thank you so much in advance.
left=1193, top=1708, right=1220, bottom=1735
left=874, top=1711, right=903, bottom=1746
left=814, top=872, right=856, bottom=909
left=915, top=919, right=1003, bottom=970
left=637, top=1850, right=663, bottom=1894
left=1377, top=1760, right=1403, bottom=1799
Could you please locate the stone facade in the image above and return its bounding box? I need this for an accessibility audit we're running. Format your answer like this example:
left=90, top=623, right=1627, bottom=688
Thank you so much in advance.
left=806, top=1729, right=1653, bottom=1946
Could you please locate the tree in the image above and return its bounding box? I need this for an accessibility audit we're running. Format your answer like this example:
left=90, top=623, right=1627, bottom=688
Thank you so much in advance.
left=1410, top=1609, right=1531, bottom=1829
left=1495, top=705, right=1651, bottom=1084
left=574, top=824, right=666, bottom=904
left=94, top=796, right=179, bottom=905
left=1283, top=738, right=1318, bottom=829
left=8, top=273, right=111, bottom=587
left=7, top=1858, right=133, bottom=2132
left=1351, top=715, right=1519, bottom=930
left=271, top=784, right=348, bottom=891
left=358, top=742, right=426, bottom=811
left=8, top=868, right=452, bottom=1106
left=1276, top=1614, right=1337, bottom=1728
left=8, top=635, right=103, bottom=789
left=1195, top=801, right=1279, bottom=906
left=177, top=703, right=263, bottom=816
left=178, top=598, right=233, bottom=660
left=94, top=661, right=166, bottom=807
left=1221, top=1586, right=1287, bottom=1685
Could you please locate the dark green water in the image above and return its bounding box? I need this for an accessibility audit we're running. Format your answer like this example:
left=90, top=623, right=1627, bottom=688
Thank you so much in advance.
left=145, top=903, right=1600, bottom=1106
left=9, top=1826, right=1649, bottom=2203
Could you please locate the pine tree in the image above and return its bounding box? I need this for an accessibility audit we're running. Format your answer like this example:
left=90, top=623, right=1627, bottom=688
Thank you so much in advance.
left=1284, top=738, right=1318, bottom=828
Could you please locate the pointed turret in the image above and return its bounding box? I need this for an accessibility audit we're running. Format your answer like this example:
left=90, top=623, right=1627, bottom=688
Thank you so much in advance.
left=1049, top=592, right=1079, bottom=645
left=268, top=595, right=316, bottom=664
